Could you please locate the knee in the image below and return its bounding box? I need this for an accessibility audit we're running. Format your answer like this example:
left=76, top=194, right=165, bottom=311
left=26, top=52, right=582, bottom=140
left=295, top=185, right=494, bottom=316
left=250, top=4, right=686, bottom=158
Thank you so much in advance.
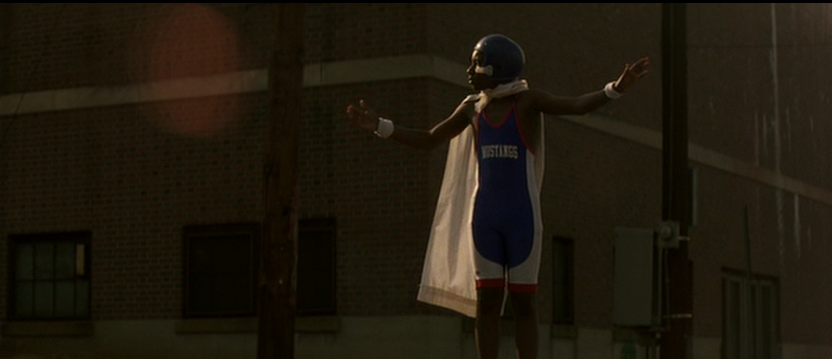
left=477, top=289, right=504, bottom=316
left=510, top=293, right=537, bottom=319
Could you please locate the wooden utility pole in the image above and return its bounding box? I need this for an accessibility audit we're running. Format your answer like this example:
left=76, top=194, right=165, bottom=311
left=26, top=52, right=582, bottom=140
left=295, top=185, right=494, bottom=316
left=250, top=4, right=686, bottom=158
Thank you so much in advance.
left=258, top=3, right=305, bottom=359
left=660, top=3, right=692, bottom=359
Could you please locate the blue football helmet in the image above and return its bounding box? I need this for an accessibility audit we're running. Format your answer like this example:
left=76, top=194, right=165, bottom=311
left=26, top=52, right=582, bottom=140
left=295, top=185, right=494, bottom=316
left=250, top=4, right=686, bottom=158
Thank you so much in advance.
left=471, top=34, right=526, bottom=83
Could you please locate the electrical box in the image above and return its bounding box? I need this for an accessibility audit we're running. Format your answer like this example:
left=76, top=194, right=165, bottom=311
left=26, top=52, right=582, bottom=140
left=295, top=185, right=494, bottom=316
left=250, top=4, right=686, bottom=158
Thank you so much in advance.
left=613, top=227, right=656, bottom=327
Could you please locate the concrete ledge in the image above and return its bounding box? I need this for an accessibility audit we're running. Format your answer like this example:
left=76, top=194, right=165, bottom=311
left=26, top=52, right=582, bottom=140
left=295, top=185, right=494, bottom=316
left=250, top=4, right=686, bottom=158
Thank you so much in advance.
left=460, top=317, right=576, bottom=338
left=1, top=321, right=94, bottom=337
left=175, top=317, right=257, bottom=334
left=612, top=327, right=656, bottom=347
left=0, top=55, right=468, bottom=117
left=174, top=316, right=340, bottom=334
left=303, top=55, right=466, bottom=88
left=562, top=114, right=832, bottom=207
left=296, top=315, right=340, bottom=333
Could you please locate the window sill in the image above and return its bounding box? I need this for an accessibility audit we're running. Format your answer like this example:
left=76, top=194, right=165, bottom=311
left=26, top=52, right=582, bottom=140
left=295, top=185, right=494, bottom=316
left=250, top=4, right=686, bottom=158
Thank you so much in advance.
left=174, top=316, right=340, bottom=334
left=296, top=315, right=340, bottom=333
left=613, top=327, right=657, bottom=346
left=1, top=321, right=94, bottom=337
left=175, top=317, right=258, bottom=334
left=462, top=318, right=577, bottom=338
left=461, top=317, right=527, bottom=336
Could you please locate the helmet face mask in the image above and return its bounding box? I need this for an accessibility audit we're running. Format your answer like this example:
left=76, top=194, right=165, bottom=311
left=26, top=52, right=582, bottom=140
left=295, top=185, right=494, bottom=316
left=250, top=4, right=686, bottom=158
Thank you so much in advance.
left=470, top=34, right=525, bottom=84
left=467, top=51, right=493, bottom=91
left=471, top=51, right=493, bottom=77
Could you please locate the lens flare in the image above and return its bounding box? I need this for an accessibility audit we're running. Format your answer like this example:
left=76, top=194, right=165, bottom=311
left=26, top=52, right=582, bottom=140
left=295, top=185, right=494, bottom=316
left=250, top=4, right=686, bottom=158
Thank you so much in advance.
left=141, top=4, right=242, bottom=138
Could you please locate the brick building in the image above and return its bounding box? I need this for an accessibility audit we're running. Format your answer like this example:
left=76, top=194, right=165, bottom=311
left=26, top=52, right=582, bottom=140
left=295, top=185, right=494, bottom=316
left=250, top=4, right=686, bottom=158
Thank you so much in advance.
left=0, top=3, right=830, bottom=359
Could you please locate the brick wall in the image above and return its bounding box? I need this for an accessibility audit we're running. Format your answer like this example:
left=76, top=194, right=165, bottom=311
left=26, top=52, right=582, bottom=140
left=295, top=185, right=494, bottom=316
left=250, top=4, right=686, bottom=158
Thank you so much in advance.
left=305, top=3, right=427, bottom=63
left=308, top=80, right=436, bottom=315
left=690, top=165, right=832, bottom=342
left=540, top=120, right=663, bottom=327
left=0, top=94, right=266, bottom=320
left=687, top=3, right=832, bottom=188
left=0, top=4, right=274, bottom=92
left=684, top=3, right=832, bottom=342
left=1, top=3, right=831, bottom=350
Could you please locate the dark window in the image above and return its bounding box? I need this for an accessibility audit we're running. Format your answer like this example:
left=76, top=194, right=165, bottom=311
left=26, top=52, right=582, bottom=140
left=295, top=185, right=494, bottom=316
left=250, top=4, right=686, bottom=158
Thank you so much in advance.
left=552, top=236, right=574, bottom=324
left=722, top=271, right=779, bottom=359
left=297, top=218, right=336, bottom=315
left=182, top=219, right=336, bottom=318
left=9, top=231, right=91, bottom=320
left=183, top=223, right=258, bottom=318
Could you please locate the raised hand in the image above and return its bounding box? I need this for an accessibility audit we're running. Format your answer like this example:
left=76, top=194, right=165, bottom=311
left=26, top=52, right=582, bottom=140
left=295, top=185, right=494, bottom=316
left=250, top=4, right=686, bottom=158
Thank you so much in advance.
left=346, top=99, right=379, bottom=132
left=613, top=57, right=650, bottom=93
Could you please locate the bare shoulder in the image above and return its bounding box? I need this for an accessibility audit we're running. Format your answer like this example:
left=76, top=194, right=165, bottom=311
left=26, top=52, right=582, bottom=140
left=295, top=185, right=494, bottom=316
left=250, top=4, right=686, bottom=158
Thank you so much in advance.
left=452, top=95, right=478, bottom=120
left=518, top=87, right=579, bottom=116
left=515, top=90, right=545, bottom=149
left=518, top=88, right=553, bottom=107
left=516, top=88, right=551, bottom=113
left=428, top=95, right=477, bottom=139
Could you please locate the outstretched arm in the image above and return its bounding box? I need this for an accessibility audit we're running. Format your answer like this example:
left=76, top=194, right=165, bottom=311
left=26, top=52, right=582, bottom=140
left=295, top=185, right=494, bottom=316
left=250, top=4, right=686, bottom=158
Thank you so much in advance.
left=532, top=57, right=650, bottom=116
left=345, top=99, right=472, bottom=150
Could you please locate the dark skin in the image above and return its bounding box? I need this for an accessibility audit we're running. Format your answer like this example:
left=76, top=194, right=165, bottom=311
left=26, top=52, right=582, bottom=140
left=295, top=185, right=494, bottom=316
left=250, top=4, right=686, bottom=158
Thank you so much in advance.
left=347, top=54, right=649, bottom=359
left=346, top=55, right=650, bottom=153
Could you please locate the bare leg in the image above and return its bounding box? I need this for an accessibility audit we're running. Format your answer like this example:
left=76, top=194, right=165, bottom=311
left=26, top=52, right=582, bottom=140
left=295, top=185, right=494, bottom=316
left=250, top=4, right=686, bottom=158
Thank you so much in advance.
left=476, top=288, right=504, bottom=359
left=510, top=291, right=538, bottom=359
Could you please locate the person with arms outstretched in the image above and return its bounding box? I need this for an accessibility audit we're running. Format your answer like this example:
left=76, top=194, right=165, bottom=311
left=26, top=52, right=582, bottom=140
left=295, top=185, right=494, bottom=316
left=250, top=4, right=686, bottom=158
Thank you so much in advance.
left=346, top=34, right=649, bottom=359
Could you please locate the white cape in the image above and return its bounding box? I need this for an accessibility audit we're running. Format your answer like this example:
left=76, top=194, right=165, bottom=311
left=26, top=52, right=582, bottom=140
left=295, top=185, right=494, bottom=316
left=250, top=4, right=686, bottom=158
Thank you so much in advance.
left=416, top=119, right=480, bottom=317
left=417, top=82, right=544, bottom=317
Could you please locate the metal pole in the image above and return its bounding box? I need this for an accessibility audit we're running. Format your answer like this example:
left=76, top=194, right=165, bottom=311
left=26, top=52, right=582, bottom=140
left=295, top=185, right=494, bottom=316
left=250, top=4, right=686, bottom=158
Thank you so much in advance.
left=258, top=3, right=305, bottom=359
left=660, top=3, right=692, bottom=359
left=743, top=205, right=754, bottom=358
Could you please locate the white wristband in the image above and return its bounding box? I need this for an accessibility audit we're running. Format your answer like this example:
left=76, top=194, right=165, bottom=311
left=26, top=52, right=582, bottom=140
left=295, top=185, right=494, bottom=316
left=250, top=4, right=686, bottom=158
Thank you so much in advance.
left=375, top=117, right=394, bottom=138
left=604, top=81, right=623, bottom=99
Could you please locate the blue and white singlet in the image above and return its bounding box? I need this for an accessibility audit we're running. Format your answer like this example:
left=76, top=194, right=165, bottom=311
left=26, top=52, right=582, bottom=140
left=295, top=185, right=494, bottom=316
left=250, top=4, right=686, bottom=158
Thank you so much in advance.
left=472, top=97, right=543, bottom=293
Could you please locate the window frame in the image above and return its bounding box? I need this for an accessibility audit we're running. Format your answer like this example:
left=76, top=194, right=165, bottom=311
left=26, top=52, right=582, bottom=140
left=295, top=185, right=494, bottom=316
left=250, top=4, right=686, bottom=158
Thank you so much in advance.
left=182, top=223, right=259, bottom=318
left=722, top=270, right=780, bottom=359
left=7, top=231, right=92, bottom=321
left=551, top=236, right=574, bottom=324
left=296, top=217, right=337, bottom=316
